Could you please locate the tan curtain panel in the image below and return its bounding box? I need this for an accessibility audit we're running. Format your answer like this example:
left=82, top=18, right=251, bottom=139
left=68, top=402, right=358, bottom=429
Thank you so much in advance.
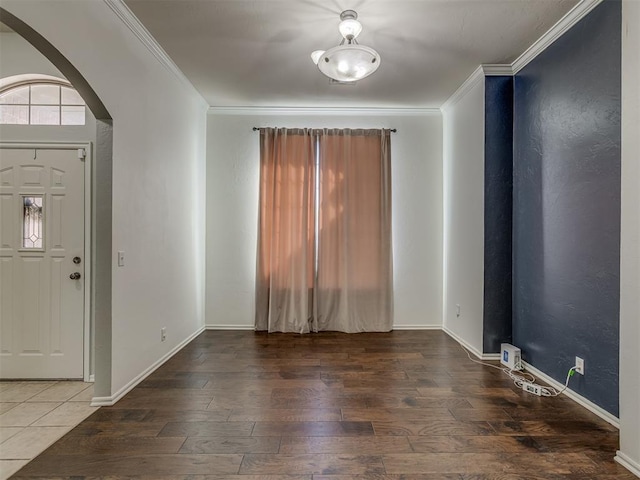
left=255, top=127, right=393, bottom=333
left=255, top=128, right=316, bottom=333
left=315, top=129, right=394, bottom=332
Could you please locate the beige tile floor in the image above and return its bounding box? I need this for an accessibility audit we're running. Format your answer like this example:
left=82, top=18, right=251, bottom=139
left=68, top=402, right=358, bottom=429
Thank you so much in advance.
left=0, top=381, right=97, bottom=480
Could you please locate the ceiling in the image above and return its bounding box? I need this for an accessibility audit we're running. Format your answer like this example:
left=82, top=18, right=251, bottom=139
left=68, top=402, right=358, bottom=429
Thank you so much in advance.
left=123, top=0, right=579, bottom=109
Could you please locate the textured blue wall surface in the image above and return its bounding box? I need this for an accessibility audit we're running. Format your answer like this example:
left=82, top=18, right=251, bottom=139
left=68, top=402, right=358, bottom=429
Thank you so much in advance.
left=513, top=1, right=621, bottom=415
left=483, top=76, right=513, bottom=354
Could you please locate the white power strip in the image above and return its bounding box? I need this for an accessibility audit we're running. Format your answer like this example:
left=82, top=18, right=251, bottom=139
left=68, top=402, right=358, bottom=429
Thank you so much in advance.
left=523, top=382, right=542, bottom=396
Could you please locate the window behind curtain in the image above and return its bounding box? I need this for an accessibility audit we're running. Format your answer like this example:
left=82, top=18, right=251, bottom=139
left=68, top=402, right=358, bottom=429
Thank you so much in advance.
left=256, top=127, right=393, bottom=333
left=255, top=128, right=316, bottom=333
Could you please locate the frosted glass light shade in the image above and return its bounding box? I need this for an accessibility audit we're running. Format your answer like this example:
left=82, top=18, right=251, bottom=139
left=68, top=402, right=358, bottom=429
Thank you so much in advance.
left=338, top=18, right=362, bottom=39
left=317, top=45, right=380, bottom=82
left=310, top=50, right=325, bottom=65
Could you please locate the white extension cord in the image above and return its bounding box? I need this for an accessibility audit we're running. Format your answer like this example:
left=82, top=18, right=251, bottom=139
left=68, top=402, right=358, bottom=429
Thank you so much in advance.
left=459, top=343, right=577, bottom=397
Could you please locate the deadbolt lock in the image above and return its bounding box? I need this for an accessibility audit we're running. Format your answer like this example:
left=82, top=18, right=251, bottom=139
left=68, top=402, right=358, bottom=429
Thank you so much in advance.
left=73, top=256, right=82, bottom=264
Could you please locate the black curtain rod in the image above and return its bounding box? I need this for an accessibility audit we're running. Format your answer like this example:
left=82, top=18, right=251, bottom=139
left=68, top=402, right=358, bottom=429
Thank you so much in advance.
left=252, top=127, right=397, bottom=132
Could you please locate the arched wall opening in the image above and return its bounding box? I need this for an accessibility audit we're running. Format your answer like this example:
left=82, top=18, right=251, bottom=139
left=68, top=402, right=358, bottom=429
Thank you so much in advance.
left=0, top=7, right=113, bottom=398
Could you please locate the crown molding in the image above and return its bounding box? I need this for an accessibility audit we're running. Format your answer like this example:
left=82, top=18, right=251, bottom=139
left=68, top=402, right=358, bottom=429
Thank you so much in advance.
left=512, top=0, right=604, bottom=74
left=441, top=0, right=603, bottom=110
left=481, top=64, right=514, bottom=76
left=102, top=0, right=208, bottom=108
left=440, top=66, right=485, bottom=113
left=208, top=106, right=441, bottom=116
left=440, top=64, right=512, bottom=112
left=104, top=0, right=602, bottom=114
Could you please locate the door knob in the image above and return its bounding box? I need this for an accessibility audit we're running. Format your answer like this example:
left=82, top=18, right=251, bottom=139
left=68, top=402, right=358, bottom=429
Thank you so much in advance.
left=69, top=272, right=81, bottom=280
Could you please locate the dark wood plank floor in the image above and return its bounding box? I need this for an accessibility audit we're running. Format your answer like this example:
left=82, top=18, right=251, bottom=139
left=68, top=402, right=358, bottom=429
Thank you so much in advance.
left=12, top=330, right=635, bottom=479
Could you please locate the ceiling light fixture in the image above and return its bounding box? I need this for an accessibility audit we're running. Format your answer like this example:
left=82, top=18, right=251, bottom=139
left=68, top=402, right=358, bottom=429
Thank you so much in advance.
left=310, top=10, right=380, bottom=83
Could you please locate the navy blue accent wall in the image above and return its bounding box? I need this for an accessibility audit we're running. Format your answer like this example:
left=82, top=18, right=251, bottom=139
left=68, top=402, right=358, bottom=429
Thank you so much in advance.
left=513, top=1, right=621, bottom=415
left=483, top=76, right=513, bottom=353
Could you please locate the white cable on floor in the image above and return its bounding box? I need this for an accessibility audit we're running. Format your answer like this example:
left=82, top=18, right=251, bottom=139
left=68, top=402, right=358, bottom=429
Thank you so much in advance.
left=458, top=342, right=576, bottom=397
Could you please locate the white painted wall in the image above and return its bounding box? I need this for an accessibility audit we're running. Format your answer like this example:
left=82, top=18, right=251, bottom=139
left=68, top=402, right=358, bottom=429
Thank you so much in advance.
left=206, top=111, right=442, bottom=330
left=441, top=74, right=485, bottom=355
left=0, top=31, right=61, bottom=78
left=616, top=1, right=640, bottom=476
left=1, top=0, right=208, bottom=397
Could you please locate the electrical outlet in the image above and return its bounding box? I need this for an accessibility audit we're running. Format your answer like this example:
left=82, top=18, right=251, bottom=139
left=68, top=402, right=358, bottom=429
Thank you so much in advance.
left=161, top=327, right=166, bottom=342
left=575, top=356, right=584, bottom=375
left=522, top=382, right=542, bottom=396
left=456, top=304, right=461, bottom=317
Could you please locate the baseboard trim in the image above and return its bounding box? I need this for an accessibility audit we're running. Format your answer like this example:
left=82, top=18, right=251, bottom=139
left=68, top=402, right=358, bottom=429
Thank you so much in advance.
left=206, top=325, right=442, bottom=331
left=615, top=451, right=640, bottom=478
left=522, top=360, right=620, bottom=428
left=481, top=353, right=501, bottom=361
left=442, top=327, right=500, bottom=361
left=442, top=326, right=483, bottom=359
left=393, top=324, right=442, bottom=330
left=90, top=325, right=206, bottom=407
left=205, top=324, right=255, bottom=331
left=443, top=330, right=620, bottom=429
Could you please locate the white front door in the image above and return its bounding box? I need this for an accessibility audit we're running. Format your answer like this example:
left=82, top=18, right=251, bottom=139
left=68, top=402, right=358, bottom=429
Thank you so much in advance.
left=0, top=147, right=85, bottom=379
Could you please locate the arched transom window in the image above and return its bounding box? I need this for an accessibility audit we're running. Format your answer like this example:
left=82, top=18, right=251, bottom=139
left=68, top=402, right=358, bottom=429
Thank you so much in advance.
left=0, top=79, right=86, bottom=125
